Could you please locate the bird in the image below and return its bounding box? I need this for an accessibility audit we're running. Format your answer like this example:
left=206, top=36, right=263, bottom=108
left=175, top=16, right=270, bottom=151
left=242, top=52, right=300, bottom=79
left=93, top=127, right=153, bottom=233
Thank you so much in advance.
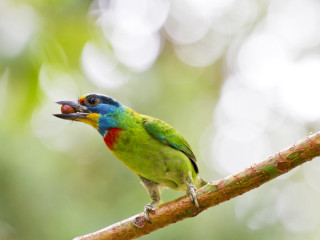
left=54, top=93, right=207, bottom=223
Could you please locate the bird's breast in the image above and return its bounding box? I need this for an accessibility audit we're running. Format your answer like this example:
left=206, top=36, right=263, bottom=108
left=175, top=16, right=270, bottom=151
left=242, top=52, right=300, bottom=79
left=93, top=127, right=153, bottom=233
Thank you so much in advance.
left=103, top=128, right=124, bottom=150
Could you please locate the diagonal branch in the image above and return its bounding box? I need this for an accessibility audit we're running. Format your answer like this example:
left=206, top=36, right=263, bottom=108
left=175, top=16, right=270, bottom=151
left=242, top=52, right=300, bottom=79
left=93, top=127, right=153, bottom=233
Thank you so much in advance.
left=73, top=132, right=320, bottom=240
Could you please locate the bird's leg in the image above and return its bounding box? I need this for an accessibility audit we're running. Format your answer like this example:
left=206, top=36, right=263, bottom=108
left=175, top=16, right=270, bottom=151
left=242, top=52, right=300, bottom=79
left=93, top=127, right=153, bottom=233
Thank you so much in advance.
left=186, top=177, right=199, bottom=211
left=139, top=176, right=161, bottom=223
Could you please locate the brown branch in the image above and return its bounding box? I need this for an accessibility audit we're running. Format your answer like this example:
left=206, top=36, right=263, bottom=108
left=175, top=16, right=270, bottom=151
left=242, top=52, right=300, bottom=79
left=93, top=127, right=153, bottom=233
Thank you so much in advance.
left=73, top=132, right=320, bottom=240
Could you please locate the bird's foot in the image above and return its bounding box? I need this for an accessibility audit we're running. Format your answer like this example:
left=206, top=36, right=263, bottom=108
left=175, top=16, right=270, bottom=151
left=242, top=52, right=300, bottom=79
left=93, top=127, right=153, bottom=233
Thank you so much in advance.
left=144, top=203, right=155, bottom=223
left=187, top=184, right=199, bottom=211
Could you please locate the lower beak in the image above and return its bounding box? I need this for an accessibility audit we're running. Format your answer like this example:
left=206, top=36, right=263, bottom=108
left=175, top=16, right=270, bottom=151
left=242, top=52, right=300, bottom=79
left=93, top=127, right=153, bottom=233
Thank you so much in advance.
left=53, top=113, right=89, bottom=120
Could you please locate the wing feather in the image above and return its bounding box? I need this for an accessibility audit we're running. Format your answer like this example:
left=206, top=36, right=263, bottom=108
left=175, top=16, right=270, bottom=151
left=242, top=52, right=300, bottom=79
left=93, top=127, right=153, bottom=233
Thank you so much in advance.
left=143, top=117, right=198, bottom=173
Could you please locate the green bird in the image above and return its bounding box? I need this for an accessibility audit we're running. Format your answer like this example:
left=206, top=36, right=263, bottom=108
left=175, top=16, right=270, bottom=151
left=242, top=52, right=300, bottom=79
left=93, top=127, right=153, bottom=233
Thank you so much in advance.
left=54, top=94, right=207, bottom=222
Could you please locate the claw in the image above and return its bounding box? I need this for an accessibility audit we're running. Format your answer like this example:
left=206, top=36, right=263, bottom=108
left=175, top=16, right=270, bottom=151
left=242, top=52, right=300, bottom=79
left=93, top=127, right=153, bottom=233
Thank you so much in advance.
left=187, top=184, right=199, bottom=211
left=144, top=204, right=155, bottom=223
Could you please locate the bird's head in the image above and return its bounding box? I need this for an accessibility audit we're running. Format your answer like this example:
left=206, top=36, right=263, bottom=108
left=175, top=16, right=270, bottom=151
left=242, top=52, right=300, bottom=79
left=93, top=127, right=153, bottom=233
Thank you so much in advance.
left=54, top=94, right=123, bottom=135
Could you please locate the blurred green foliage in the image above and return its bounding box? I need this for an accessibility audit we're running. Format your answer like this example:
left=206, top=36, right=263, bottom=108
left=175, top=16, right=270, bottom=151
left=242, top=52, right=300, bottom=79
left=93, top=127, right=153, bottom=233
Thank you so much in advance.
left=1, top=1, right=320, bottom=240
left=0, top=1, right=221, bottom=239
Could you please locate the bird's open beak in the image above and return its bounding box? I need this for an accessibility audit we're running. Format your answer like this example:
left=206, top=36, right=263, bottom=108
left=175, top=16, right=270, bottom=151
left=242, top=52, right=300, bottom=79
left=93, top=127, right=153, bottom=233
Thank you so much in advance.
left=54, top=100, right=100, bottom=129
left=53, top=101, right=91, bottom=120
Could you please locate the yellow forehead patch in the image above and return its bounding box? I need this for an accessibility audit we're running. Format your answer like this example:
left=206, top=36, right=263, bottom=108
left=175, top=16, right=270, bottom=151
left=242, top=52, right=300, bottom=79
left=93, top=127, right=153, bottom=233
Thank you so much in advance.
left=79, top=95, right=86, bottom=105
left=78, top=113, right=99, bottom=129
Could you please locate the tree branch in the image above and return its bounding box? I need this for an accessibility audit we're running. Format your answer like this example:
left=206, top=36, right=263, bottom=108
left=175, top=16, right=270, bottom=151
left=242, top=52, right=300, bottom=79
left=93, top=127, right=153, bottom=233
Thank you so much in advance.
left=73, top=132, right=320, bottom=240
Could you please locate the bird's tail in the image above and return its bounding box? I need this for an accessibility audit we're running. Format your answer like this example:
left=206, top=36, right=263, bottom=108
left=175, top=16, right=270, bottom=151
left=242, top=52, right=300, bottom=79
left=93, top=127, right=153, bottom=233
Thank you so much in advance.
left=195, top=177, right=207, bottom=188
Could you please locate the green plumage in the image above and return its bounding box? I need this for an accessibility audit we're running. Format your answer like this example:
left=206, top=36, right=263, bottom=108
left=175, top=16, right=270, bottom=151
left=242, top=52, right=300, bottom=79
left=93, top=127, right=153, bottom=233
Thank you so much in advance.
left=143, top=118, right=199, bottom=173
left=109, top=110, right=205, bottom=191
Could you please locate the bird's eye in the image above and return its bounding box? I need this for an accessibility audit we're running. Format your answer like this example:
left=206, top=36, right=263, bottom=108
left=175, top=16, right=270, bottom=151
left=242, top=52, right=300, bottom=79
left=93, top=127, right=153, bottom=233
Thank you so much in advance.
left=85, top=96, right=100, bottom=107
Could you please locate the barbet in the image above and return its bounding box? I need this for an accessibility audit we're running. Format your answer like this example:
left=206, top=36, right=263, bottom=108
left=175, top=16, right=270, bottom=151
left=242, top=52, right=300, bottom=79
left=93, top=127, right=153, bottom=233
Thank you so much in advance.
left=54, top=94, right=207, bottom=222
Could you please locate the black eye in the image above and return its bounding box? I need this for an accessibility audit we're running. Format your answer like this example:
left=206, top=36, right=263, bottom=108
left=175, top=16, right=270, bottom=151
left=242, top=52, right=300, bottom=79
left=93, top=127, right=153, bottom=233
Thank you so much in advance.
left=85, top=96, right=100, bottom=107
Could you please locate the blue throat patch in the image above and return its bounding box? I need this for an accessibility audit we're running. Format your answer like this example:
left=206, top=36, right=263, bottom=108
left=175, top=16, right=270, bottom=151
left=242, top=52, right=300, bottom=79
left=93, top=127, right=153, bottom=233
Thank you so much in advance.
left=97, top=107, right=124, bottom=136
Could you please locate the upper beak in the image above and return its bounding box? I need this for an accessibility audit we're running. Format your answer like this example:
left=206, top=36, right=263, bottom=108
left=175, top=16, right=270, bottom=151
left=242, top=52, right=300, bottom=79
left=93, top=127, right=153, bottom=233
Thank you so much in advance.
left=53, top=101, right=91, bottom=120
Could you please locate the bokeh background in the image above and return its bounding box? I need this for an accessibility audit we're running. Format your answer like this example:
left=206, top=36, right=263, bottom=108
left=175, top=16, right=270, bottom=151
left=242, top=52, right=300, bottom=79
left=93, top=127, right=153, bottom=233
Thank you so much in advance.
left=1, top=0, right=320, bottom=239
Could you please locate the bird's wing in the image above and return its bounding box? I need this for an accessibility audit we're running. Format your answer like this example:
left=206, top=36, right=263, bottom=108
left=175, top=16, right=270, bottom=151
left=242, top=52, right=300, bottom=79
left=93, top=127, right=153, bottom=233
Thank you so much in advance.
left=143, top=117, right=198, bottom=173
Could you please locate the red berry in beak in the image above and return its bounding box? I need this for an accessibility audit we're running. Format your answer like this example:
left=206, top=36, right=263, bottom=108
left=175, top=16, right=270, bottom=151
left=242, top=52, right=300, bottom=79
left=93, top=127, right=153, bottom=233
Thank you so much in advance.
left=61, top=105, right=75, bottom=114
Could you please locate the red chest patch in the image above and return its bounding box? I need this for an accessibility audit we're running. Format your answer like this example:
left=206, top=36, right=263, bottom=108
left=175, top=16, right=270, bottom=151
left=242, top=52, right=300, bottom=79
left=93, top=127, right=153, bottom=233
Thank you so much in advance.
left=104, top=128, right=123, bottom=150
